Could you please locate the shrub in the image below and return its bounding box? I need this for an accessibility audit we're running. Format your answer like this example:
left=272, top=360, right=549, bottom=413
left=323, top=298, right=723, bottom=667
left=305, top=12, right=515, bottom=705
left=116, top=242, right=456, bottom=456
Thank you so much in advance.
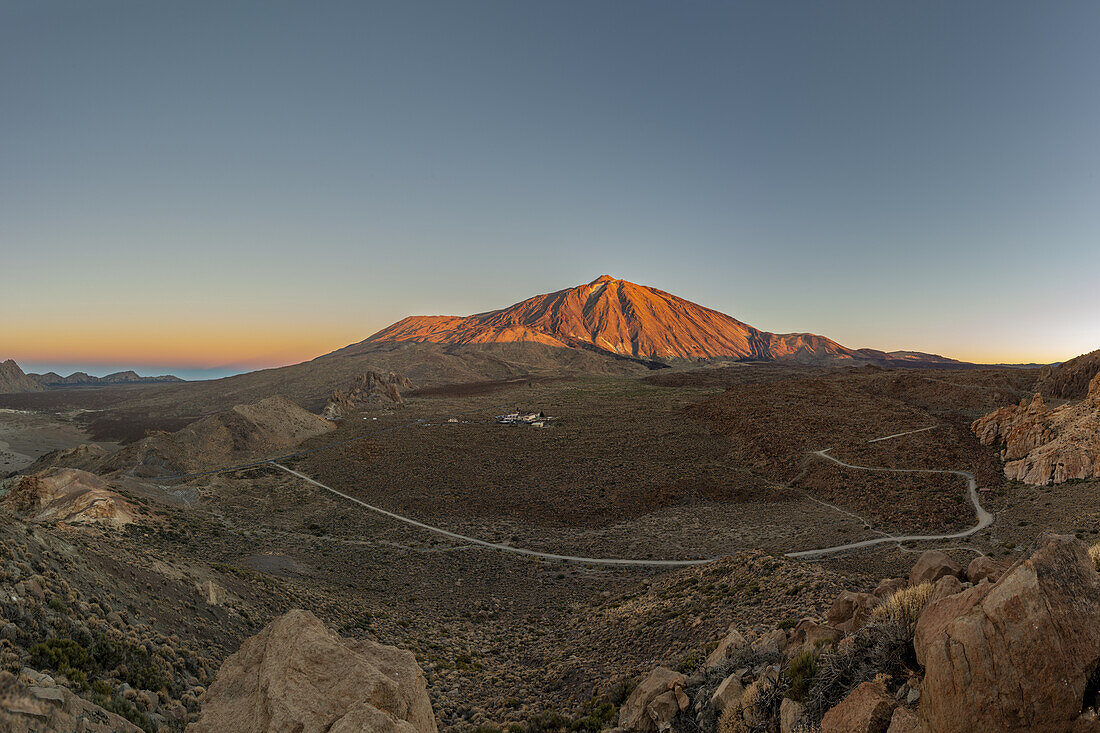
left=785, top=648, right=819, bottom=703
left=867, top=582, right=933, bottom=635
left=798, top=621, right=913, bottom=727
left=719, top=674, right=786, bottom=733
left=1088, top=542, right=1100, bottom=571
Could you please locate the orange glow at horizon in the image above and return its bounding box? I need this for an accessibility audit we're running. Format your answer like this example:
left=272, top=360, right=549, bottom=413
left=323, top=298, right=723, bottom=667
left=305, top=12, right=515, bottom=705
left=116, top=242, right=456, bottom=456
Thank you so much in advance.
left=2, top=320, right=379, bottom=371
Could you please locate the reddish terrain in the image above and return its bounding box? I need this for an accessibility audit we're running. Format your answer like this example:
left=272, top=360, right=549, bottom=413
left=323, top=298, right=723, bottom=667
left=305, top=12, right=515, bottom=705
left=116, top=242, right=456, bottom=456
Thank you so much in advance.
left=363, top=275, right=958, bottom=365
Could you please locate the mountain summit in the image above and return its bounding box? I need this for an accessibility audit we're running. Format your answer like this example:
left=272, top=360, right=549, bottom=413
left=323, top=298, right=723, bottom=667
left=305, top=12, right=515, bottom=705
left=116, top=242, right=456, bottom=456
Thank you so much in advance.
left=365, top=275, right=953, bottom=365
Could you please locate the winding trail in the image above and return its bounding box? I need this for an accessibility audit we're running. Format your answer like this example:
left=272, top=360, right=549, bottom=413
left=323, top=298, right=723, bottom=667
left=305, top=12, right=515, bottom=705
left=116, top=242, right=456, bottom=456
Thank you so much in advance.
left=268, top=421, right=993, bottom=565
left=271, top=462, right=716, bottom=567
left=783, top=441, right=993, bottom=559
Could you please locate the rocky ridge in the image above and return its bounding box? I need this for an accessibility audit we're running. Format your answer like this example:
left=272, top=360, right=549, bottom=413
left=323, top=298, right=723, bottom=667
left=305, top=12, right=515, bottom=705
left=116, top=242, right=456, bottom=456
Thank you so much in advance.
left=973, top=372, right=1100, bottom=485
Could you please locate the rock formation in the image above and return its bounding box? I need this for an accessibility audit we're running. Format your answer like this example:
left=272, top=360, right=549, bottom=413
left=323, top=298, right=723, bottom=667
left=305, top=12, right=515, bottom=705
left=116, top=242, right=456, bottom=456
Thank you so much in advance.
left=101, top=395, right=335, bottom=476
left=0, top=359, right=45, bottom=394
left=1036, top=348, right=1100, bottom=400
left=917, top=535, right=1100, bottom=732
left=362, top=275, right=960, bottom=366
left=972, top=373, right=1100, bottom=485
left=188, top=609, right=436, bottom=733
left=323, top=371, right=414, bottom=419
left=0, top=468, right=136, bottom=525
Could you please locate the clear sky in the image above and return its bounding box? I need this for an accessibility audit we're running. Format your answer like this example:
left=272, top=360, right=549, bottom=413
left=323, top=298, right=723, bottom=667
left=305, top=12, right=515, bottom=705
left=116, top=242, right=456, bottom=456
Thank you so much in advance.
left=4, top=1, right=1099, bottom=378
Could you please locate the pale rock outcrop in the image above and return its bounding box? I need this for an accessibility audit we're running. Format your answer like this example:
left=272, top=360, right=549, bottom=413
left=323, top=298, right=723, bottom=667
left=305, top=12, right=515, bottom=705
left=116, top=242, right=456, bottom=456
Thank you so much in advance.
left=188, top=609, right=435, bottom=733
left=972, top=373, right=1100, bottom=485
left=820, top=680, right=896, bottom=733
left=618, top=667, right=688, bottom=732
left=907, top=550, right=964, bottom=586
left=0, top=468, right=136, bottom=525
left=917, top=535, right=1100, bottom=732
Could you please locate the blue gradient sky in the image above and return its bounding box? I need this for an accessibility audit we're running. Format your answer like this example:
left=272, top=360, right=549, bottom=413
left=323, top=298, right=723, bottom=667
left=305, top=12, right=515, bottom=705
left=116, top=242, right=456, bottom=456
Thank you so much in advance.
left=3, top=0, right=1099, bottom=377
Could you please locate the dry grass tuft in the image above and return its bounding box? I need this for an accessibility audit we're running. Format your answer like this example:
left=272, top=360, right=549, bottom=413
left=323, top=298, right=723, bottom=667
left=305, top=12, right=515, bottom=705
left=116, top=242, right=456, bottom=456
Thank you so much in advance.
left=1088, top=542, right=1100, bottom=571
left=867, top=582, right=933, bottom=634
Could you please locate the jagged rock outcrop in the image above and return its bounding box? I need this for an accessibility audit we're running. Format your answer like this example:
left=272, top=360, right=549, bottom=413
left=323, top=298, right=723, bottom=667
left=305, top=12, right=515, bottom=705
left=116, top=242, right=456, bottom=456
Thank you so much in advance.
left=1036, top=348, right=1100, bottom=400
left=0, top=468, right=136, bottom=525
left=323, top=371, right=414, bottom=419
left=917, top=535, right=1100, bottom=732
left=972, top=373, right=1100, bottom=485
left=188, top=609, right=436, bottom=733
left=0, top=359, right=44, bottom=394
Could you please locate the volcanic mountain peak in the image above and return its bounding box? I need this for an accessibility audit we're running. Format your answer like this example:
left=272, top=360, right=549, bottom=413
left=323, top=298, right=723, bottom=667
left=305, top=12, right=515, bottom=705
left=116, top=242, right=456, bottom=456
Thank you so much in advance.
left=363, top=275, right=894, bottom=364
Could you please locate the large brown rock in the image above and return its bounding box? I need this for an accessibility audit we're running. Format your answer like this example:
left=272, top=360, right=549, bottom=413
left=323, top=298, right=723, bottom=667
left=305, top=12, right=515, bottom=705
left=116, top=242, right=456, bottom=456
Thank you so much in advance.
left=619, top=667, right=688, bottom=732
left=826, top=591, right=880, bottom=633
left=188, top=609, right=435, bottom=733
left=918, top=535, right=1100, bottom=732
left=966, top=555, right=1007, bottom=584
left=908, top=551, right=964, bottom=586
left=887, top=706, right=923, bottom=733
left=820, top=681, right=896, bottom=733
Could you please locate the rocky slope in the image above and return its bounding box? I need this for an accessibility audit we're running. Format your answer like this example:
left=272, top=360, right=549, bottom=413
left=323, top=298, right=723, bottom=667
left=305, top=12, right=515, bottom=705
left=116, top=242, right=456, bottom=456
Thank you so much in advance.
left=363, top=275, right=960, bottom=366
left=611, top=537, right=1100, bottom=733
left=0, top=359, right=45, bottom=394
left=972, top=372, right=1100, bottom=485
left=100, top=396, right=335, bottom=477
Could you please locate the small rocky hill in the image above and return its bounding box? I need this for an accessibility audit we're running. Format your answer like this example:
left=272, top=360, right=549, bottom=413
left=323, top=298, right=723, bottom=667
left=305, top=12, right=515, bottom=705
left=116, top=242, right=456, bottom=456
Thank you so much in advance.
left=0, top=468, right=137, bottom=526
left=0, top=359, right=45, bottom=394
left=101, top=396, right=335, bottom=477
left=973, top=372, right=1100, bottom=485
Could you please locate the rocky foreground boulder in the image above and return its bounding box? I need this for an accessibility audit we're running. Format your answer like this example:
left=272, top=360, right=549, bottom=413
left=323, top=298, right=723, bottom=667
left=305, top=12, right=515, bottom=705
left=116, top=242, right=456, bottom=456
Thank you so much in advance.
left=917, top=535, right=1100, bottom=732
left=188, top=609, right=436, bottom=733
left=972, top=373, right=1100, bottom=485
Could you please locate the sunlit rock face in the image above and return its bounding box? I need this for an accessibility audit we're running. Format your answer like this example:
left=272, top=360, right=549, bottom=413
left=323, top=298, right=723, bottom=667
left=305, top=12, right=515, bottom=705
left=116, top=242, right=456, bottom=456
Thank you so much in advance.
left=973, top=372, right=1100, bottom=485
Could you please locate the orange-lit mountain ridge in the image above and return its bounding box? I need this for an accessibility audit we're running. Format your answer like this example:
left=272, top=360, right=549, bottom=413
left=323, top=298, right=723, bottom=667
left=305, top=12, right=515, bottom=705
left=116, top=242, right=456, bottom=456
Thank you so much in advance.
left=364, top=275, right=959, bottom=366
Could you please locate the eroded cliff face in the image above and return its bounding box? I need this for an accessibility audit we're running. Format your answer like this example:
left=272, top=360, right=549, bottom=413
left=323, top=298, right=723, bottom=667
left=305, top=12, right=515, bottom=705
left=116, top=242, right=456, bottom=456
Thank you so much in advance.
left=973, top=373, right=1100, bottom=485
